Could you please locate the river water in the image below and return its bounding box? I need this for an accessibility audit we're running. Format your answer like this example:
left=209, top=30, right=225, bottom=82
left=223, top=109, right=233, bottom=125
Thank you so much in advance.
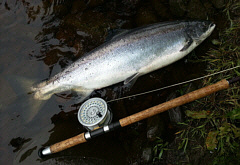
left=0, top=0, right=223, bottom=164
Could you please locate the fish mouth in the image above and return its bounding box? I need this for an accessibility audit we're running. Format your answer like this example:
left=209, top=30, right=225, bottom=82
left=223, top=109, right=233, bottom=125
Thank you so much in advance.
left=207, top=23, right=216, bottom=36
left=198, top=22, right=216, bottom=42
left=202, top=20, right=216, bottom=34
left=208, top=22, right=216, bottom=31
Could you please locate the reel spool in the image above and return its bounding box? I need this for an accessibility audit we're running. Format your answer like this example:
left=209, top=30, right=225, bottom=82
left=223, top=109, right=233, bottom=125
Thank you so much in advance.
left=77, top=97, right=112, bottom=131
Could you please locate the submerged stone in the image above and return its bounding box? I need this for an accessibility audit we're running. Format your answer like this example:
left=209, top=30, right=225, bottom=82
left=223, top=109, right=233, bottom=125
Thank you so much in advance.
left=169, top=0, right=187, bottom=17
left=141, top=147, right=152, bottom=163
left=87, top=0, right=106, bottom=8
left=166, top=93, right=183, bottom=125
left=71, top=0, right=87, bottom=14
left=210, top=0, right=226, bottom=9
left=151, top=0, right=171, bottom=19
left=135, top=6, right=158, bottom=26
left=147, top=115, right=165, bottom=141
left=187, top=0, right=207, bottom=19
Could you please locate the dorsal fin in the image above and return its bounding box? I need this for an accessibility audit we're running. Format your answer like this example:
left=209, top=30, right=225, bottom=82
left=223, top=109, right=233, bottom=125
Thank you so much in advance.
left=105, top=29, right=130, bottom=42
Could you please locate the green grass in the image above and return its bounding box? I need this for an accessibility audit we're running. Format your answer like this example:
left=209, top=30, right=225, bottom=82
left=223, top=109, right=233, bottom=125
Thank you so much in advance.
left=175, top=13, right=240, bottom=165
left=153, top=137, right=169, bottom=161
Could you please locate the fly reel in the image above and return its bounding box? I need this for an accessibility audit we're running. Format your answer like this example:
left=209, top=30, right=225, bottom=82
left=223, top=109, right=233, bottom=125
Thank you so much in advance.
left=77, top=97, right=112, bottom=131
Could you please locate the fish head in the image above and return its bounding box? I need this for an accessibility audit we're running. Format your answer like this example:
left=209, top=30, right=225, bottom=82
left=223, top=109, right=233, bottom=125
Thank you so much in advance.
left=187, top=20, right=216, bottom=44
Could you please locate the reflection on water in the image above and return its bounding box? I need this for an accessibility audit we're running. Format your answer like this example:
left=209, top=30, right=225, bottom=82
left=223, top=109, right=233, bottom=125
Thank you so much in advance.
left=0, top=0, right=223, bottom=164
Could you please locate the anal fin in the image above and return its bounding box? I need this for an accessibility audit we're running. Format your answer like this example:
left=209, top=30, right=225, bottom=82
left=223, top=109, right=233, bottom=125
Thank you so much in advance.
left=105, top=29, right=129, bottom=42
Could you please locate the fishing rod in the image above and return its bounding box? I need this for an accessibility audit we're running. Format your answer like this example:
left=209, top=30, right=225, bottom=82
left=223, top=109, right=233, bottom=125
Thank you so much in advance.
left=38, top=77, right=240, bottom=158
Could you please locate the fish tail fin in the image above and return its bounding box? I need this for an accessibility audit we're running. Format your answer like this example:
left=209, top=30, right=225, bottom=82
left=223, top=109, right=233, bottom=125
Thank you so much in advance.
left=21, top=95, right=46, bottom=123
left=31, top=84, right=53, bottom=101
left=4, top=76, right=47, bottom=123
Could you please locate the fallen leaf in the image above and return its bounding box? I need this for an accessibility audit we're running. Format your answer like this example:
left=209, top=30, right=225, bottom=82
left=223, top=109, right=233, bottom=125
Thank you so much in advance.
left=206, top=131, right=219, bottom=150
left=185, top=110, right=209, bottom=119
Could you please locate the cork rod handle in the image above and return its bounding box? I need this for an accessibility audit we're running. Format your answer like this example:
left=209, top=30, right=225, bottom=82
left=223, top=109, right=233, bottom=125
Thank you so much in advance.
left=119, top=79, right=229, bottom=127
left=50, top=133, right=86, bottom=153
left=39, top=132, right=87, bottom=157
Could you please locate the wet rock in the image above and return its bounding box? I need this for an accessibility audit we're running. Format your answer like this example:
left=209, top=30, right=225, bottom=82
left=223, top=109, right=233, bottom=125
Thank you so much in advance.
left=53, top=3, right=70, bottom=17
left=20, top=0, right=43, bottom=23
left=9, top=137, right=31, bottom=152
left=141, top=147, right=152, bottom=163
left=166, top=141, right=189, bottom=164
left=147, top=126, right=158, bottom=141
left=187, top=0, right=207, bottom=19
left=151, top=0, right=171, bottom=19
left=71, top=0, right=87, bottom=14
left=121, top=128, right=146, bottom=164
left=202, top=1, right=216, bottom=17
left=103, top=0, right=136, bottom=19
left=135, top=6, right=158, bottom=26
left=210, top=0, right=226, bottom=9
left=166, top=93, right=183, bottom=125
left=168, top=106, right=183, bottom=125
left=86, top=0, right=105, bottom=8
left=55, top=9, right=115, bottom=62
left=147, top=115, right=165, bottom=141
left=43, top=49, right=62, bottom=66
left=41, top=0, right=71, bottom=18
left=169, top=0, right=187, bottom=17
left=55, top=26, right=76, bottom=44
left=123, top=0, right=140, bottom=6
left=63, top=11, right=113, bottom=42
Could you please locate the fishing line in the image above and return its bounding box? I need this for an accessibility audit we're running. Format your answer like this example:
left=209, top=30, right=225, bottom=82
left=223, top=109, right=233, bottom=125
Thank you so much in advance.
left=107, top=65, right=240, bottom=103
left=0, top=65, right=239, bottom=105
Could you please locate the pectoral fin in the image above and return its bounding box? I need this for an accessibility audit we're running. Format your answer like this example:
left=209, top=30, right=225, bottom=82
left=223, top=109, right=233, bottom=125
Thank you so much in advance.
left=124, top=73, right=140, bottom=85
left=180, top=37, right=193, bottom=52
